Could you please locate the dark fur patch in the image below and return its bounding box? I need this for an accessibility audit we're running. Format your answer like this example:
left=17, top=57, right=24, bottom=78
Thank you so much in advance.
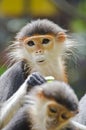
left=42, top=82, right=78, bottom=111
left=16, top=19, right=66, bottom=39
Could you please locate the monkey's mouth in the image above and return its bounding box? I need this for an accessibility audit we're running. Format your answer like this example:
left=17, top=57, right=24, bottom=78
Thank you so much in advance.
left=46, top=119, right=58, bottom=130
left=35, top=55, right=45, bottom=64
left=37, top=60, right=45, bottom=63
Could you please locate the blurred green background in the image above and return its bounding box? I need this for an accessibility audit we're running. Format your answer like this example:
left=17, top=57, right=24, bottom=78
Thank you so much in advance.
left=0, top=0, right=86, bottom=99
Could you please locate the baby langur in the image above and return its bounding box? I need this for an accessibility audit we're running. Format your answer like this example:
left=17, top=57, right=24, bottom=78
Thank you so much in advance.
left=2, top=81, right=79, bottom=130
left=8, top=19, right=70, bottom=82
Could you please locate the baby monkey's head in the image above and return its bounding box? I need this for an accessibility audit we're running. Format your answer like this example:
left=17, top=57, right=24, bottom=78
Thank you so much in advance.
left=27, top=81, right=78, bottom=130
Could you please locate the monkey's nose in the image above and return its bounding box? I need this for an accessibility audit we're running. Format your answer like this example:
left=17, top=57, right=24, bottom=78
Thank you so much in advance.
left=35, top=49, right=43, bottom=54
left=36, top=50, right=41, bottom=53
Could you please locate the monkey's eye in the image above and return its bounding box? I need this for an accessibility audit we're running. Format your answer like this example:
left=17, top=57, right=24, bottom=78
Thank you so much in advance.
left=49, top=107, right=57, bottom=114
left=61, top=113, right=69, bottom=120
left=27, top=41, right=35, bottom=46
left=42, top=38, right=50, bottom=44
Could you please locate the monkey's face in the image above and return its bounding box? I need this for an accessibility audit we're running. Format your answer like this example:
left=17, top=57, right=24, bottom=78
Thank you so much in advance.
left=34, top=99, right=77, bottom=130
left=22, top=33, right=66, bottom=65
left=44, top=100, right=76, bottom=130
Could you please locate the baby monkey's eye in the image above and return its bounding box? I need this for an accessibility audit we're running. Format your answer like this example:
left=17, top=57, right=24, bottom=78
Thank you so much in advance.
left=42, top=38, right=50, bottom=44
left=61, top=113, right=69, bottom=120
left=27, top=40, right=35, bottom=46
left=49, top=107, right=57, bottom=114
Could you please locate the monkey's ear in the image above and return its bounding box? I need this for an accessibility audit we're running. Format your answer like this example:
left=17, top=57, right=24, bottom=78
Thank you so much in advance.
left=56, top=32, right=67, bottom=43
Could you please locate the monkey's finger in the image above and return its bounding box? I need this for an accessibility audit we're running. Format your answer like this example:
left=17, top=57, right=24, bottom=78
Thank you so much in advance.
left=24, top=100, right=35, bottom=105
left=30, top=75, right=44, bottom=85
left=27, top=75, right=43, bottom=86
left=24, top=95, right=35, bottom=105
left=32, top=72, right=46, bottom=83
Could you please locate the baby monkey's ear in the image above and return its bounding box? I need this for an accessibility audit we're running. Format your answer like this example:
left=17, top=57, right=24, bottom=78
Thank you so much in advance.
left=56, top=32, right=67, bottom=43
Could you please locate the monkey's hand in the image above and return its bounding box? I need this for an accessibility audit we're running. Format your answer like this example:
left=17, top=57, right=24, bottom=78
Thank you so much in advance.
left=26, top=72, right=46, bottom=91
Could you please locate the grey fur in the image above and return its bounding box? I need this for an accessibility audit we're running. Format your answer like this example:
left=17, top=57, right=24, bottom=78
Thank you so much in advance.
left=42, top=81, right=78, bottom=111
left=0, top=61, right=26, bottom=102
left=16, top=19, right=66, bottom=40
left=74, top=94, right=86, bottom=125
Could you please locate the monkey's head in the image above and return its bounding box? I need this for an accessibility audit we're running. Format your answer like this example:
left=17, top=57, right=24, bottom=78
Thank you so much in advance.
left=9, top=19, right=67, bottom=66
left=27, top=81, right=78, bottom=130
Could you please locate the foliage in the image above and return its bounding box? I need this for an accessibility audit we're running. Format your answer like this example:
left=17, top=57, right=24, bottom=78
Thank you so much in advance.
left=0, top=67, right=6, bottom=75
left=70, top=1, right=86, bottom=32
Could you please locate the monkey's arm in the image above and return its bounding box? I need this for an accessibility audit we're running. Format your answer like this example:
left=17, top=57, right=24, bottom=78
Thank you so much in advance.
left=0, top=79, right=28, bottom=128
left=73, top=94, right=86, bottom=125
left=2, top=107, right=30, bottom=130
left=0, top=72, right=46, bottom=129
left=0, top=61, right=26, bottom=102
left=61, top=121, right=86, bottom=130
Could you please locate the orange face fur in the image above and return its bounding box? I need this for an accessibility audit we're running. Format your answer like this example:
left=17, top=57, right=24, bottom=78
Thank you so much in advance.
left=47, top=101, right=76, bottom=129
left=23, top=35, right=55, bottom=53
left=22, top=32, right=66, bottom=53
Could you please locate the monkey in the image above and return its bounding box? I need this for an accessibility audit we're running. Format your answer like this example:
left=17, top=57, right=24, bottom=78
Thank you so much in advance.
left=1, top=81, right=79, bottom=130
left=1, top=19, right=69, bottom=127
left=7, top=19, right=71, bottom=83
left=0, top=19, right=85, bottom=130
